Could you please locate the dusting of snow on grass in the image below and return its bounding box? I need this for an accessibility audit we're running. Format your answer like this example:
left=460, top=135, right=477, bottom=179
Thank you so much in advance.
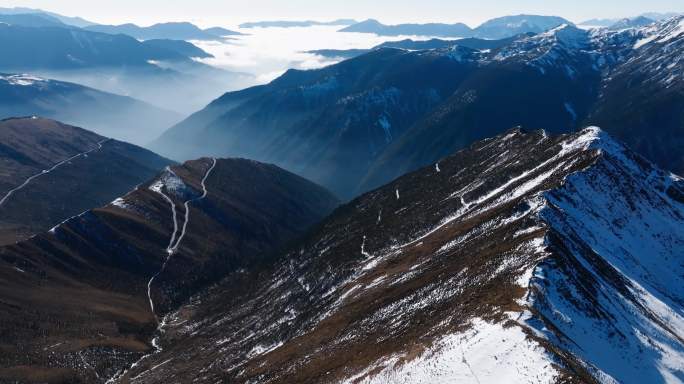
left=344, top=318, right=558, bottom=384
left=248, top=341, right=284, bottom=358
left=633, top=34, right=658, bottom=48
left=111, top=197, right=129, bottom=209
left=349, top=127, right=684, bottom=383
left=149, top=166, right=187, bottom=197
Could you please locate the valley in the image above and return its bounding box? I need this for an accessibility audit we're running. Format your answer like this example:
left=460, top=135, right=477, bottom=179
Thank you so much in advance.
left=0, top=5, right=682, bottom=383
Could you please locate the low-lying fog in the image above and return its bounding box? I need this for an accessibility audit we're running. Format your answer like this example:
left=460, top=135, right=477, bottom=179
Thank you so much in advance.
left=192, top=25, right=441, bottom=83
left=4, top=24, right=442, bottom=147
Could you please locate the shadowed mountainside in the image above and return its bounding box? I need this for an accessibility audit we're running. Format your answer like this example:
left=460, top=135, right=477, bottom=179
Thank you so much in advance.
left=0, top=156, right=338, bottom=383
left=0, top=117, right=173, bottom=245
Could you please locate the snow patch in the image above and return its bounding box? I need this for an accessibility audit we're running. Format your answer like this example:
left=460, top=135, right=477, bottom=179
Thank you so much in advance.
left=111, top=197, right=129, bottom=209
left=344, top=318, right=558, bottom=384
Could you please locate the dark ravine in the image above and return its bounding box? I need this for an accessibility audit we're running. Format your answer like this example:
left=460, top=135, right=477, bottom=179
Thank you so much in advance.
left=0, top=157, right=338, bottom=383
left=115, top=127, right=684, bottom=383
left=152, top=46, right=482, bottom=199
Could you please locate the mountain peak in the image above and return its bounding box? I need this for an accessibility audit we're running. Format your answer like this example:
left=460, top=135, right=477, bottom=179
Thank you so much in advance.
left=116, top=127, right=684, bottom=383
left=538, top=23, right=590, bottom=47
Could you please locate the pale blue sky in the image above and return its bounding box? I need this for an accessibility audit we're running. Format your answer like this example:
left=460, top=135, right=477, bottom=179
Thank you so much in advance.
left=2, top=0, right=682, bottom=27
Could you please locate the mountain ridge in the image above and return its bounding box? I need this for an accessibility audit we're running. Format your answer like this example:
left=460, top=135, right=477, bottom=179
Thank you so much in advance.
left=115, top=127, right=684, bottom=383
left=154, top=17, right=684, bottom=199
left=0, top=117, right=173, bottom=244
left=0, top=155, right=338, bottom=383
left=84, top=21, right=241, bottom=41
left=339, top=15, right=572, bottom=39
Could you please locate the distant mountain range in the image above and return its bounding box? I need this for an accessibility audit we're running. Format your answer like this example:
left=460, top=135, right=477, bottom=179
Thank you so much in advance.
left=0, top=73, right=182, bottom=145
left=339, top=15, right=572, bottom=38
left=580, top=15, right=658, bottom=30
left=608, top=16, right=656, bottom=30
left=367, top=19, right=684, bottom=191
left=0, top=117, right=172, bottom=244
left=472, top=14, right=571, bottom=38
left=578, top=17, right=619, bottom=27
left=84, top=21, right=242, bottom=41
left=0, top=8, right=243, bottom=41
left=580, top=12, right=682, bottom=26
left=0, top=6, right=95, bottom=27
left=641, top=11, right=683, bottom=20
left=0, top=22, right=252, bottom=113
left=239, top=19, right=357, bottom=28
left=153, top=16, right=684, bottom=199
left=0, top=24, right=195, bottom=69
left=339, top=19, right=473, bottom=37
left=0, top=12, right=67, bottom=28
left=308, top=34, right=533, bottom=60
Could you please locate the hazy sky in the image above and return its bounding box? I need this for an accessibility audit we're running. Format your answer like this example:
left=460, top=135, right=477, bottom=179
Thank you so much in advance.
left=2, top=0, right=682, bottom=27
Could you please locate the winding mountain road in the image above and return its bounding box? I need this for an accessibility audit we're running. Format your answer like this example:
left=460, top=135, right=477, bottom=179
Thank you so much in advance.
left=145, top=158, right=217, bottom=319
left=169, top=157, right=217, bottom=254
left=107, top=158, right=217, bottom=384
left=0, top=139, right=110, bottom=208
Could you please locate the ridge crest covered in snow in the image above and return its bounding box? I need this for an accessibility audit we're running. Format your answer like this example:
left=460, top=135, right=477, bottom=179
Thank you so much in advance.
left=115, top=127, right=683, bottom=384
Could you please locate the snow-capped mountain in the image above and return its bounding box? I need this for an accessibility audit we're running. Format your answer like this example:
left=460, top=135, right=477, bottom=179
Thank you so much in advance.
left=613, top=16, right=684, bottom=87
left=589, top=16, right=684, bottom=176
left=153, top=15, right=684, bottom=199
left=608, top=16, right=655, bottom=30
left=338, top=15, right=571, bottom=39
left=113, top=127, right=684, bottom=383
left=473, top=14, right=572, bottom=39
left=0, top=155, right=338, bottom=383
left=366, top=16, right=684, bottom=192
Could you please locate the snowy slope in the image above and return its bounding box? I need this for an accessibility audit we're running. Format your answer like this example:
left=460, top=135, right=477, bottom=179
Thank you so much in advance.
left=115, top=127, right=683, bottom=383
left=344, top=318, right=559, bottom=384
left=353, top=128, right=684, bottom=383
left=531, top=128, right=684, bottom=383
